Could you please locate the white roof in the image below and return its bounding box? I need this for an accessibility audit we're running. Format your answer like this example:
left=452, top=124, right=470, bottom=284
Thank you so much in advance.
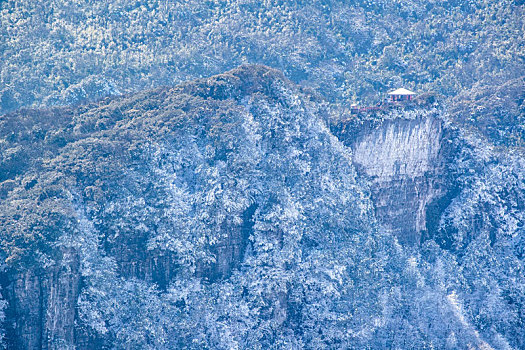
left=388, top=88, right=416, bottom=95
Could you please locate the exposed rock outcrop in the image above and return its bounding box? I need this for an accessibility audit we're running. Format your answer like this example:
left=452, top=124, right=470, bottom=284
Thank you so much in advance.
left=334, top=110, right=448, bottom=245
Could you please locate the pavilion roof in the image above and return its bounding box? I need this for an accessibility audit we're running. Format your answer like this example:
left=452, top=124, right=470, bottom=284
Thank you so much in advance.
left=388, top=88, right=416, bottom=95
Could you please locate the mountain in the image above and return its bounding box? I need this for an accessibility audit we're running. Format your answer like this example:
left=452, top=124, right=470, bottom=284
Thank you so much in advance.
left=0, top=64, right=381, bottom=348
left=1, top=0, right=524, bottom=145
left=0, top=65, right=523, bottom=349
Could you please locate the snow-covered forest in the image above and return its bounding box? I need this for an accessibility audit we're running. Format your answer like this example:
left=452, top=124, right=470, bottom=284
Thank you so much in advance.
left=1, top=0, right=523, bottom=144
left=0, top=1, right=524, bottom=349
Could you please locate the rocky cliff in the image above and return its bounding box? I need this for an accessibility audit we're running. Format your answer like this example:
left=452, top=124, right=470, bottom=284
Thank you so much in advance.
left=335, top=111, right=448, bottom=246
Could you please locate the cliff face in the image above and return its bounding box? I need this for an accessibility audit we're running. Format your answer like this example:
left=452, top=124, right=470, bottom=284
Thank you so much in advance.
left=4, top=259, right=82, bottom=349
left=335, top=111, right=448, bottom=246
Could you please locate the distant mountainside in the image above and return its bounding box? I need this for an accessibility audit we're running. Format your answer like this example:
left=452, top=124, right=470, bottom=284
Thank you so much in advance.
left=0, top=65, right=523, bottom=349
left=1, top=0, right=524, bottom=145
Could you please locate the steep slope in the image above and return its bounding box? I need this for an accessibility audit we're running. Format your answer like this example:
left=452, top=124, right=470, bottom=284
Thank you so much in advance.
left=339, top=110, right=446, bottom=245
left=0, top=65, right=374, bottom=348
left=0, top=65, right=523, bottom=349
left=332, top=108, right=525, bottom=349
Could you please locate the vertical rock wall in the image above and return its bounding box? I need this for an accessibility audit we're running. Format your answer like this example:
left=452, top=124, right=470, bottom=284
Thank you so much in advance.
left=341, top=112, right=445, bottom=245
left=2, top=204, right=255, bottom=349
left=4, top=257, right=81, bottom=350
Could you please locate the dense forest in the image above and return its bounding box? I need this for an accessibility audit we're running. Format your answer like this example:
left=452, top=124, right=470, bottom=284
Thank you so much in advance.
left=1, top=0, right=524, bottom=144
left=0, top=1, right=524, bottom=349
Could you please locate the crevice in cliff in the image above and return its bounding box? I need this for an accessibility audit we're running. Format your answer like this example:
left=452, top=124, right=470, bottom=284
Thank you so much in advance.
left=199, top=203, right=258, bottom=282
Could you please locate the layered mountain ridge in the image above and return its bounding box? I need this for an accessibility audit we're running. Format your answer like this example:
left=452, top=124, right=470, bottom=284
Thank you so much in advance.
left=1, top=0, right=524, bottom=146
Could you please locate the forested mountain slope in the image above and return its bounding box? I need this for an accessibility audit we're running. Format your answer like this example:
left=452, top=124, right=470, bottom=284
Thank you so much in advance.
left=0, top=65, right=523, bottom=349
left=1, top=0, right=524, bottom=145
